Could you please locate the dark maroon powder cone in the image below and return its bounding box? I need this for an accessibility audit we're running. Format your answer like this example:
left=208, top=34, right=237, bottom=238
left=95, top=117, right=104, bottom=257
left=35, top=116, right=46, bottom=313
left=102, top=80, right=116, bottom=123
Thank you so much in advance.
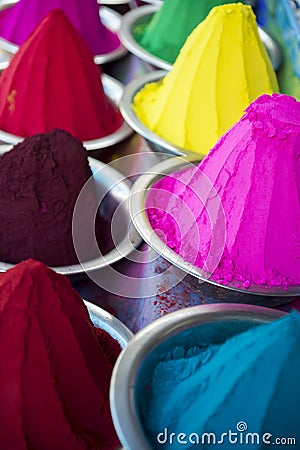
left=0, top=128, right=110, bottom=266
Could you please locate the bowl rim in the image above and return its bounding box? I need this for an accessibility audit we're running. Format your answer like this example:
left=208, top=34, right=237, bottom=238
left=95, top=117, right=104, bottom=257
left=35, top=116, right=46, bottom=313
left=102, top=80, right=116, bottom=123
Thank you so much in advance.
left=120, top=4, right=282, bottom=71
left=0, top=3, right=127, bottom=66
left=0, top=156, right=142, bottom=275
left=110, top=303, right=286, bottom=450
left=0, top=74, right=133, bottom=151
left=85, top=300, right=133, bottom=348
left=128, top=155, right=300, bottom=297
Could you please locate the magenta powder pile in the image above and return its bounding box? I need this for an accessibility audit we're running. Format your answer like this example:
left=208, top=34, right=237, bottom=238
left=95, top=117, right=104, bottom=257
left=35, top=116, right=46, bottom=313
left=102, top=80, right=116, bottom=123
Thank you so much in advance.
left=0, top=128, right=112, bottom=266
left=147, top=93, right=300, bottom=290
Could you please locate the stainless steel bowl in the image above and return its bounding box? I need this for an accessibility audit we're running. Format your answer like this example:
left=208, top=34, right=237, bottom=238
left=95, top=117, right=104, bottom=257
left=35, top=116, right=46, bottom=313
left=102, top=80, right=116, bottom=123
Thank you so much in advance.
left=0, top=74, right=133, bottom=150
left=110, top=303, right=285, bottom=450
left=85, top=300, right=133, bottom=348
left=129, top=156, right=300, bottom=303
left=120, top=70, right=200, bottom=157
left=120, top=5, right=282, bottom=71
left=0, top=2, right=127, bottom=68
left=0, top=157, right=142, bottom=275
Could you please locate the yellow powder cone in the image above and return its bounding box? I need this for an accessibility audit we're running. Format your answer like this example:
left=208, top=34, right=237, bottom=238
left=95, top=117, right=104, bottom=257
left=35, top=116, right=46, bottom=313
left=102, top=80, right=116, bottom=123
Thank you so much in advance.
left=133, top=3, right=279, bottom=155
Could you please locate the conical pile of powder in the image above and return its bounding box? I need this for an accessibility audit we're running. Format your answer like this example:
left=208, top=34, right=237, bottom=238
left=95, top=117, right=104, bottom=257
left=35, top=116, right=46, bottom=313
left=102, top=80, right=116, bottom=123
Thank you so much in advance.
left=0, top=129, right=112, bottom=266
left=0, top=259, right=120, bottom=450
left=0, top=9, right=122, bottom=141
left=147, top=94, right=300, bottom=290
left=141, top=312, right=300, bottom=449
left=134, top=3, right=278, bottom=155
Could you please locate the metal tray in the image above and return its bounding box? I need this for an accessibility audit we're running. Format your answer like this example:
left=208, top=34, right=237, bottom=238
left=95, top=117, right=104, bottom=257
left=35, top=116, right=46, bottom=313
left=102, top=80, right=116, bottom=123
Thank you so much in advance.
left=0, top=74, right=133, bottom=151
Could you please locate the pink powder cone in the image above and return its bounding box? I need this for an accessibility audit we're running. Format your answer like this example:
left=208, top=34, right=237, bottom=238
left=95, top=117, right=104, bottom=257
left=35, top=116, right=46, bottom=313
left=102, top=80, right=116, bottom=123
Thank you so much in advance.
left=0, top=0, right=120, bottom=55
left=147, top=93, right=300, bottom=290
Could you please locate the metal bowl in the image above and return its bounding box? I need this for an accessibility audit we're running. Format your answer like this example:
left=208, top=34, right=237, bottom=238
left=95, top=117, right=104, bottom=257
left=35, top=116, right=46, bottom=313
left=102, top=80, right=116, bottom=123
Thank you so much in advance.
left=0, top=2, right=127, bottom=68
left=110, top=303, right=285, bottom=450
left=0, top=156, right=142, bottom=275
left=85, top=300, right=133, bottom=348
left=0, top=74, right=133, bottom=151
left=128, top=156, right=300, bottom=303
left=120, top=5, right=282, bottom=71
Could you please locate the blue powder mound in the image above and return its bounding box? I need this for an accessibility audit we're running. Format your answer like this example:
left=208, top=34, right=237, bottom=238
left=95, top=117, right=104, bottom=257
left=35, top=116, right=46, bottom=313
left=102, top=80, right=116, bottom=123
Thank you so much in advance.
left=140, top=312, right=300, bottom=449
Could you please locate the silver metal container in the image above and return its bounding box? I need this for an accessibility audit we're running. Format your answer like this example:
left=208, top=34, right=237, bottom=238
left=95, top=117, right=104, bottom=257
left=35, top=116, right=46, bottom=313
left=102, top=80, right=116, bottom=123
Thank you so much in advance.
left=129, top=156, right=300, bottom=304
left=110, top=303, right=285, bottom=450
left=0, top=157, right=142, bottom=276
left=0, top=74, right=133, bottom=150
left=0, top=2, right=127, bottom=68
left=120, top=5, right=282, bottom=71
left=85, top=300, right=133, bottom=348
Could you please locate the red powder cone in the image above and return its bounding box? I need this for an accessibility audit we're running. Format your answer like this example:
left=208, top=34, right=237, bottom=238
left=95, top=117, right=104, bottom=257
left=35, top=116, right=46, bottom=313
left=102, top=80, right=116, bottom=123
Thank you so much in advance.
left=0, top=9, right=122, bottom=141
left=0, top=259, right=120, bottom=449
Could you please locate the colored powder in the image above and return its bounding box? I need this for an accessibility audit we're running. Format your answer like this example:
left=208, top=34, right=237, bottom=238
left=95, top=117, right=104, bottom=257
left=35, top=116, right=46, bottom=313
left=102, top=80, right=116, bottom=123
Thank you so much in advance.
left=0, top=259, right=121, bottom=449
left=0, top=9, right=122, bottom=141
left=0, top=0, right=120, bottom=55
left=135, top=0, right=244, bottom=64
left=146, top=93, right=300, bottom=289
left=0, top=128, right=113, bottom=266
left=140, top=312, right=300, bottom=449
left=94, top=327, right=122, bottom=367
left=134, top=3, right=278, bottom=155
